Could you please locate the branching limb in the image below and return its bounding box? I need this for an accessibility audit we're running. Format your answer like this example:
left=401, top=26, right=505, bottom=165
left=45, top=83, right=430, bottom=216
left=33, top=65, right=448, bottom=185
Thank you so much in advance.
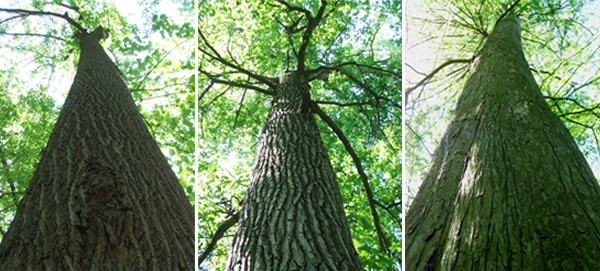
left=0, top=14, right=27, bottom=25
left=315, top=100, right=371, bottom=107
left=336, top=68, right=401, bottom=111
left=40, top=2, right=80, bottom=12
left=233, top=88, right=248, bottom=129
left=374, top=200, right=402, bottom=228
left=0, top=31, right=66, bottom=41
left=198, top=69, right=274, bottom=96
left=274, top=0, right=327, bottom=73
left=199, top=30, right=279, bottom=89
left=406, top=122, right=432, bottom=156
left=198, top=212, right=240, bottom=266
left=311, top=104, right=390, bottom=254
left=545, top=95, right=600, bottom=119
left=405, top=58, right=472, bottom=102
left=0, top=8, right=85, bottom=33
left=133, top=39, right=188, bottom=92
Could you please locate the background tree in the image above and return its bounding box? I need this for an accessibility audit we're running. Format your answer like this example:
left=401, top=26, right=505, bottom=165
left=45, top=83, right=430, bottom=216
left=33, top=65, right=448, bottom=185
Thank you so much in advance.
left=198, top=0, right=401, bottom=269
left=0, top=0, right=194, bottom=268
left=405, top=0, right=600, bottom=270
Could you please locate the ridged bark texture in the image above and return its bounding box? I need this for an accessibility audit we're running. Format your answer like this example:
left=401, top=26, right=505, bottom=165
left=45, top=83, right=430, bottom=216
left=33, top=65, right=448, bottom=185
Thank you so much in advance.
left=0, top=31, right=193, bottom=270
left=406, top=13, right=600, bottom=270
left=225, top=72, right=362, bottom=270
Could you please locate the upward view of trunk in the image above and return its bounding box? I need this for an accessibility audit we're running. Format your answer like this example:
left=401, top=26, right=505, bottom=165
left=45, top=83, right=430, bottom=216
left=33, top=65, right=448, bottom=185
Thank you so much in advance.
left=406, top=13, right=600, bottom=270
left=225, top=72, right=362, bottom=270
left=0, top=29, right=193, bottom=270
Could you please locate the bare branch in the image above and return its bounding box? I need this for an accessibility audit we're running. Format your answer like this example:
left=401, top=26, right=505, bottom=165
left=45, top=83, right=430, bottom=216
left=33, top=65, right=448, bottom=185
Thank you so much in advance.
left=275, top=0, right=312, bottom=20
left=374, top=200, right=402, bottom=228
left=0, top=14, right=26, bottom=25
left=198, top=81, right=214, bottom=102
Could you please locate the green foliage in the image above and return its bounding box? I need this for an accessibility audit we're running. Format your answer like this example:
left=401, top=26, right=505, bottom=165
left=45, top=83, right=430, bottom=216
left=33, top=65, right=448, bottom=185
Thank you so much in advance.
left=0, top=78, right=58, bottom=239
left=199, top=0, right=400, bottom=269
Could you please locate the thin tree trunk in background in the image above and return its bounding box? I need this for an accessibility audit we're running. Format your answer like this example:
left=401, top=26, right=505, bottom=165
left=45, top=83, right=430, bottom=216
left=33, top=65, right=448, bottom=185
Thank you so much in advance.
left=225, top=72, right=362, bottom=270
left=407, top=13, right=600, bottom=270
left=0, top=30, right=193, bottom=270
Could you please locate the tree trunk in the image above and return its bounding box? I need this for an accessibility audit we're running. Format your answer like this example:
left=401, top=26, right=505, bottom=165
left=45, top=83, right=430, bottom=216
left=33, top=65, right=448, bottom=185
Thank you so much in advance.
left=406, top=13, right=600, bottom=270
left=0, top=30, right=193, bottom=270
left=225, top=72, right=362, bottom=270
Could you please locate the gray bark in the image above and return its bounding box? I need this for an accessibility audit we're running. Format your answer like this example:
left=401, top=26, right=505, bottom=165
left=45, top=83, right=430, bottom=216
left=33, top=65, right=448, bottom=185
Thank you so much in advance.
left=0, top=30, right=193, bottom=270
left=225, top=72, right=362, bottom=270
left=407, top=13, right=600, bottom=270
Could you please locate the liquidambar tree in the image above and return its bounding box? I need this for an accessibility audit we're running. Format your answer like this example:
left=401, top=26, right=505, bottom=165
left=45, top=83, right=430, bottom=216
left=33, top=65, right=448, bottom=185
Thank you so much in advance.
left=406, top=11, right=600, bottom=270
left=0, top=9, right=193, bottom=270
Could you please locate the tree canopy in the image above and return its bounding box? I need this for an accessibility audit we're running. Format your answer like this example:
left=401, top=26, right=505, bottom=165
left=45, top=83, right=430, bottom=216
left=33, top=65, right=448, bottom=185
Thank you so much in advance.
left=0, top=0, right=194, bottom=241
left=405, top=0, right=600, bottom=203
left=198, top=0, right=401, bottom=269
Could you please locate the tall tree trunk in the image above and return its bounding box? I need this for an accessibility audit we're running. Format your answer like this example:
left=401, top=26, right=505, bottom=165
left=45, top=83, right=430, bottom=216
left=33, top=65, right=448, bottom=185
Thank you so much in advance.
left=406, top=13, right=600, bottom=270
left=225, top=72, right=362, bottom=270
left=0, top=29, right=193, bottom=270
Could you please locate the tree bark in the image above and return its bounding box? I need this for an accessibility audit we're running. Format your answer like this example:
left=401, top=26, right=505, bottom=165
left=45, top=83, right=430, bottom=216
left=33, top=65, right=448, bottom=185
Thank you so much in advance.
left=406, top=13, right=600, bottom=270
left=225, top=72, right=362, bottom=270
left=0, top=30, right=193, bottom=270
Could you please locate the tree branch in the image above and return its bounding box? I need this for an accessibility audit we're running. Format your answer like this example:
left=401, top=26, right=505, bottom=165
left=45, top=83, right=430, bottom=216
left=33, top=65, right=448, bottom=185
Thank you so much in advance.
left=0, top=8, right=85, bottom=33
left=337, top=68, right=401, bottom=111
left=275, top=0, right=327, bottom=73
left=198, top=212, right=240, bottom=266
left=233, top=88, right=247, bottom=129
left=199, top=30, right=278, bottom=89
left=374, top=200, right=402, bottom=228
left=315, top=100, right=371, bottom=107
left=406, top=58, right=473, bottom=100
left=275, top=0, right=312, bottom=20
left=311, top=104, right=390, bottom=254
left=133, top=39, right=187, bottom=92
left=198, top=69, right=274, bottom=96
left=0, top=31, right=66, bottom=41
